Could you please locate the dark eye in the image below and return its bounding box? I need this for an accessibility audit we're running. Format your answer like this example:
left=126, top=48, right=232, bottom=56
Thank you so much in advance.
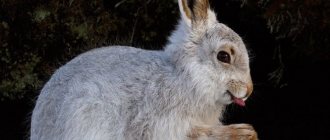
left=217, top=51, right=231, bottom=64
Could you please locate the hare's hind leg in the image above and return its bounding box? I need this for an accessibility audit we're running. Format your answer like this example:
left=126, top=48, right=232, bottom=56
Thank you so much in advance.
left=188, top=124, right=258, bottom=140
left=53, top=97, right=121, bottom=140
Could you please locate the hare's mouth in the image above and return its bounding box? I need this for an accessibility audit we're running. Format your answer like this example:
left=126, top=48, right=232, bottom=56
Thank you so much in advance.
left=226, top=90, right=247, bottom=107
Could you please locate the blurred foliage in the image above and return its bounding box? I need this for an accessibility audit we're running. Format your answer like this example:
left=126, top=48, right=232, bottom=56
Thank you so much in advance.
left=0, top=0, right=329, bottom=99
left=0, top=0, right=178, bottom=100
left=260, top=0, right=330, bottom=58
left=256, top=0, right=330, bottom=86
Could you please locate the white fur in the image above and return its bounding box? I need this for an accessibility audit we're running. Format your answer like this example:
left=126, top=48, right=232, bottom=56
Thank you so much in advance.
left=30, top=0, right=253, bottom=140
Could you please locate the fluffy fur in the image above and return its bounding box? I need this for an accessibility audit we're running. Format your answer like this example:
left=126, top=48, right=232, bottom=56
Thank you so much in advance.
left=30, top=0, right=257, bottom=140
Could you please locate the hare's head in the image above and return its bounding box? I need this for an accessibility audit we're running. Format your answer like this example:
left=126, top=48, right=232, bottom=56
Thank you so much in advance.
left=166, top=0, right=253, bottom=107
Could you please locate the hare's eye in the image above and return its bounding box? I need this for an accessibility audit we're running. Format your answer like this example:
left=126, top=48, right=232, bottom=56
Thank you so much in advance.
left=217, top=51, right=231, bottom=64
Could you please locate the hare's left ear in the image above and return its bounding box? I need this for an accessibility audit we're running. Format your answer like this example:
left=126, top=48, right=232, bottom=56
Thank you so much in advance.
left=178, top=0, right=217, bottom=28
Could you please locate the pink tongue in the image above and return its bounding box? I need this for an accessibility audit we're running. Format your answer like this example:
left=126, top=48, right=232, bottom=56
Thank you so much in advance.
left=233, top=98, right=245, bottom=107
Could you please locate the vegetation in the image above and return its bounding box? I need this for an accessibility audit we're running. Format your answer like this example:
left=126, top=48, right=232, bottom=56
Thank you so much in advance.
left=258, top=0, right=330, bottom=86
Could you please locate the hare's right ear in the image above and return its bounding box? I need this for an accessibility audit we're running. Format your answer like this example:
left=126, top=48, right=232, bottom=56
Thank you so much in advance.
left=178, top=0, right=216, bottom=28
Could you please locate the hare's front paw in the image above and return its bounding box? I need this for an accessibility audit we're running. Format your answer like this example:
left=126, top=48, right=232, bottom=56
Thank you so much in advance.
left=213, top=124, right=258, bottom=140
left=188, top=124, right=257, bottom=140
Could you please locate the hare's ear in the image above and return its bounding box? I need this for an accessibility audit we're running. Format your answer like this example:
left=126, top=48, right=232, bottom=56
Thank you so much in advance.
left=179, top=0, right=216, bottom=28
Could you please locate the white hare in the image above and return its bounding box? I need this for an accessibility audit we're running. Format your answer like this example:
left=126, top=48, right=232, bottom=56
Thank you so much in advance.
left=30, top=0, right=257, bottom=139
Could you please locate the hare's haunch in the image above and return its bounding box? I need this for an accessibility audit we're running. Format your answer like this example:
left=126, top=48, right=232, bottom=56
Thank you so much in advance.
left=30, top=0, right=257, bottom=140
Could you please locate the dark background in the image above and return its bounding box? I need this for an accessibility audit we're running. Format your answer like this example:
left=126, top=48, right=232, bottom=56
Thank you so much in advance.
left=1, top=0, right=330, bottom=139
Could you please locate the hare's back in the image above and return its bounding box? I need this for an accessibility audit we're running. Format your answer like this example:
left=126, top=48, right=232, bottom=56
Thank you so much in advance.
left=31, top=46, right=168, bottom=140
left=42, top=45, right=167, bottom=96
left=37, top=45, right=168, bottom=108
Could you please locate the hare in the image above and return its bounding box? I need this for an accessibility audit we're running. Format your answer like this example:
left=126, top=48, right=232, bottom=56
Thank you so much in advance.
left=30, top=0, right=257, bottom=140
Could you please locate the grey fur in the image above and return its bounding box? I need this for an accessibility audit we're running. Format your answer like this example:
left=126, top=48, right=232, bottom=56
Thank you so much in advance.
left=30, top=0, right=254, bottom=140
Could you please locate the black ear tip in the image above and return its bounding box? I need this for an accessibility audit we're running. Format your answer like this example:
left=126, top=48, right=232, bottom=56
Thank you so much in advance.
left=180, top=0, right=210, bottom=22
left=187, top=0, right=195, bottom=11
